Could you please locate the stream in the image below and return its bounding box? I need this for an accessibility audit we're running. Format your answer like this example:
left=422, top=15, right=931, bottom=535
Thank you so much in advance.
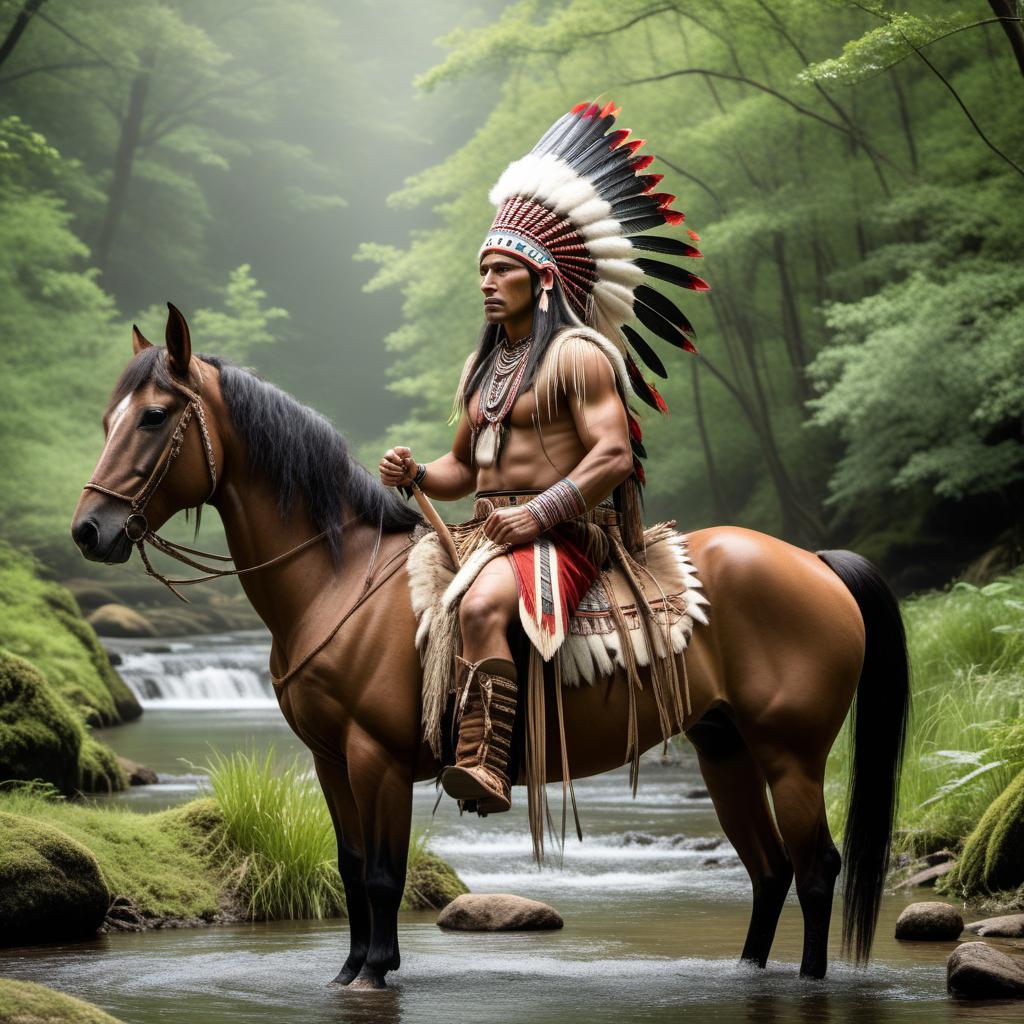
left=0, top=631, right=1018, bottom=1023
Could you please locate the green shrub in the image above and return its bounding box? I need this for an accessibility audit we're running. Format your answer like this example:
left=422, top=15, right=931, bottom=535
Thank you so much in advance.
left=825, top=570, right=1024, bottom=854
left=949, top=768, right=1024, bottom=897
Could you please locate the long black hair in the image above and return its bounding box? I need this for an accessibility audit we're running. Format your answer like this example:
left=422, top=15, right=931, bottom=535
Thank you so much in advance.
left=462, top=268, right=580, bottom=407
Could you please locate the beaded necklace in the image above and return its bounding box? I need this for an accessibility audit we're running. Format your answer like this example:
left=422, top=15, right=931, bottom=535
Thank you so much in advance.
left=473, top=334, right=532, bottom=468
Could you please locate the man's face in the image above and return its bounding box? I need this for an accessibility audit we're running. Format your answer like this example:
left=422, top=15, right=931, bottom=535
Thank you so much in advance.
left=479, top=252, right=534, bottom=324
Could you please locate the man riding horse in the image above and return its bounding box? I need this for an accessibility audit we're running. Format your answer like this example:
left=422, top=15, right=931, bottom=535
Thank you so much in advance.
left=380, top=101, right=709, bottom=819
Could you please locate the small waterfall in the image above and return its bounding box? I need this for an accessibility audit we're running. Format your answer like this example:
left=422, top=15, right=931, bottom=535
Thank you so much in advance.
left=104, top=631, right=275, bottom=709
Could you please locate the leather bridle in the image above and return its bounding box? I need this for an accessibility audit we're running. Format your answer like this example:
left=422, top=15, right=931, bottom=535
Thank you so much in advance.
left=81, top=368, right=343, bottom=602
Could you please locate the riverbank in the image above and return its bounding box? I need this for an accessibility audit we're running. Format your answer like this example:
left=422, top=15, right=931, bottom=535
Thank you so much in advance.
left=0, top=545, right=139, bottom=795
left=0, top=751, right=466, bottom=947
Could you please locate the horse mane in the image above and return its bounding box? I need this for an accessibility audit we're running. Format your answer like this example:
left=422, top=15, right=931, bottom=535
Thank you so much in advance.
left=109, top=348, right=422, bottom=563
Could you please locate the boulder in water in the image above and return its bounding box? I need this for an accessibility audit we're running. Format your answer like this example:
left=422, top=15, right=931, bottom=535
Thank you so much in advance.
left=964, top=913, right=1024, bottom=938
left=437, top=893, right=563, bottom=931
left=117, top=757, right=159, bottom=786
left=947, top=941, right=1024, bottom=999
left=895, top=901, right=964, bottom=941
left=0, top=812, right=110, bottom=945
left=87, top=603, right=157, bottom=638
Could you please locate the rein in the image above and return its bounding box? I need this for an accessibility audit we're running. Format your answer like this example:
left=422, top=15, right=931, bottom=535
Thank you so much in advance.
left=82, top=369, right=336, bottom=603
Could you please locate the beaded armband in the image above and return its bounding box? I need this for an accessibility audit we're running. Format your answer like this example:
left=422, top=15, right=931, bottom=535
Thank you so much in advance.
left=526, top=478, right=587, bottom=531
left=412, top=462, right=428, bottom=486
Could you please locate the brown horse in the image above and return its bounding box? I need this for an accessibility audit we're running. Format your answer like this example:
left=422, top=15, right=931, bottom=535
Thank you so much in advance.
left=72, top=305, right=909, bottom=989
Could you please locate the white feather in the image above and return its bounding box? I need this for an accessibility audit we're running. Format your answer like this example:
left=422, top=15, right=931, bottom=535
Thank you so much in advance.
left=596, top=258, right=644, bottom=288
left=586, top=237, right=633, bottom=259
left=580, top=217, right=624, bottom=241
left=566, top=196, right=612, bottom=226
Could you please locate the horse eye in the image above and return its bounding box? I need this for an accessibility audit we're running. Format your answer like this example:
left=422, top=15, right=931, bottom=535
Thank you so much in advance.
left=140, top=408, right=167, bottom=429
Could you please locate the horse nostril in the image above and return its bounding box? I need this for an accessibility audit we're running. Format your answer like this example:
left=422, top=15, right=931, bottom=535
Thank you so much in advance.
left=73, top=519, right=100, bottom=554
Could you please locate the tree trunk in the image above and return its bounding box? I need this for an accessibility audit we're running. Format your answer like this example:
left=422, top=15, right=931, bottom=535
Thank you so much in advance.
left=94, top=57, right=152, bottom=274
left=772, top=231, right=811, bottom=399
left=0, top=0, right=45, bottom=71
left=889, top=66, right=919, bottom=173
left=988, top=0, right=1024, bottom=78
left=691, top=359, right=730, bottom=522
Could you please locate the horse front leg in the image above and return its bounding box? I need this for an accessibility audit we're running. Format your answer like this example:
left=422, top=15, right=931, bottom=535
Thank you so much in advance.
left=346, top=736, right=415, bottom=989
left=314, top=755, right=371, bottom=986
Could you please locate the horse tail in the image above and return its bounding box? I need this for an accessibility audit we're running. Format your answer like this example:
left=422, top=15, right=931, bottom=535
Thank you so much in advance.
left=816, top=549, right=910, bottom=963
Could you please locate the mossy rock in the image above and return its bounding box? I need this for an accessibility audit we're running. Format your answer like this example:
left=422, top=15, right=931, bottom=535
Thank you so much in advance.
left=63, top=578, right=122, bottom=614
left=0, top=812, right=110, bottom=945
left=952, top=770, right=1024, bottom=897
left=86, top=604, right=157, bottom=639
left=0, top=650, right=82, bottom=794
left=403, top=850, right=469, bottom=910
left=0, top=979, right=124, bottom=1023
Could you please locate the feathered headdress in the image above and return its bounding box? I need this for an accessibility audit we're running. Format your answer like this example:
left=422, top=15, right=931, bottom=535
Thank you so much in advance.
left=479, top=100, right=709, bottom=419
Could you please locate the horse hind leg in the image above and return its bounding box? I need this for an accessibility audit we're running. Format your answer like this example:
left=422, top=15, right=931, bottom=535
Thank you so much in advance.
left=760, top=752, right=841, bottom=979
left=687, top=709, right=793, bottom=968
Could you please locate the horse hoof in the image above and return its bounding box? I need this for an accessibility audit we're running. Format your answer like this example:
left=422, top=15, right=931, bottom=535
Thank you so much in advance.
left=329, top=968, right=359, bottom=988
left=348, top=969, right=387, bottom=990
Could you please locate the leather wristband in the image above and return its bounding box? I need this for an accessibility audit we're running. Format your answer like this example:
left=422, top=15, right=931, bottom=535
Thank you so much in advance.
left=412, top=462, right=427, bottom=486
left=526, top=478, right=587, bottom=531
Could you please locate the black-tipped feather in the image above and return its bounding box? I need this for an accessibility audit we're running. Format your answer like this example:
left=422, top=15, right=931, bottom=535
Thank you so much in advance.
left=635, top=285, right=697, bottom=336
left=635, top=258, right=708, bottom=291
left=611, top=194, right=659, bottom=218
left=622, top=324, right=667, bottom=378
left=616, top=213, right=668, bottom=234
left=624, top=356, right=662, bottom=411
left=631, top=437, right=648, bottom=459
left=634, top=300, right=698, bottom=353
left=628, top=235, right=703, bottom=258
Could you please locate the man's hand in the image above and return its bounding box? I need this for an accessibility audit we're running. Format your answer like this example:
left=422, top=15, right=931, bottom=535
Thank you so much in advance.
left=482, top=506, right=541, bottom=547
left=379, top=446, right=416, bottom=487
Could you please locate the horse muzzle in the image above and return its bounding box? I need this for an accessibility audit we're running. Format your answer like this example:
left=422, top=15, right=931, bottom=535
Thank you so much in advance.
left=71, top=512, right=134, bottom=564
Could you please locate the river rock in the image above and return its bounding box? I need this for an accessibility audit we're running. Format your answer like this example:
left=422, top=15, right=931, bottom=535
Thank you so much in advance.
left=117, top=756, right=159, bottom=786
left=895, top=901, right=964, bottom=941
left=964, top=914, right=1024, bottom=938
left=87, top=603, right=157, bottom=638
left=404, top=851, right=469, bottom=910
left=947, top=941, right=1024, bottom=999
left=898, top=860, right=956, bottom=889
left=0, top=978, right=125, bottom=1023
left=436, top=893, right=563, bottom=931
left=0, top=812, right=110, bottom=945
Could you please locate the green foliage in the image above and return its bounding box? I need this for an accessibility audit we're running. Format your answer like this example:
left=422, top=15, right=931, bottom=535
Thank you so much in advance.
left=0, top=978, right=125, bottom=1024
left=949, top=768, right=1024, bottom=897
left=825, top=568, right=1024, bottom=850
left=0, top=544, right=138, bottom=726
left=206, top=748, right=346, bottom=921
left=206, top=748, right=468, bottom=920
left=0, top=791, right=225, bottom=922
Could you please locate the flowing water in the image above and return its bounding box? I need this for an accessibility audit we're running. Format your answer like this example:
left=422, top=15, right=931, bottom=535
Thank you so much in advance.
left=1, top=632, right=1019, bottom=1023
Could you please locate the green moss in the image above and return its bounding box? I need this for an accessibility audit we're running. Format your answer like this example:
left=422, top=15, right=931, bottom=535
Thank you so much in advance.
left=0, top=979, right=124, bottom=1023
left=0, top=812, right=109, bottom=945
left=0, top=650, right=84, bottom=794
left=0, top=794, right=225, bottom=922
left=403, top=850, right=469, bottom=910
left=949, top=769, right=1024, bottom=898
left=0, top=544, right=140, bottom=726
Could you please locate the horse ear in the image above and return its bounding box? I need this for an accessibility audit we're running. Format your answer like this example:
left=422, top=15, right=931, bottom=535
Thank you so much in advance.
left=131, top=324, right=153, bottom=356
left=165, top=302, right=192, bottom=378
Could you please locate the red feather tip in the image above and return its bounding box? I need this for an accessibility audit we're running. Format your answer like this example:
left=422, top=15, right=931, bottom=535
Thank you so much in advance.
left=683, top=336, right=700, bottom=354
left=583, top=103, right=601, bottom=119
left=607, top=129, right=630, bottom=149
left=649, top=382, right=668, bottom=413
left=688, top=274, right=711, bottom=292
left=686, top=228, right=701, bottom=241
left=648, top=192, right=676, bottom=209
left=639, top=173, right=664, bottom=193
left=662, top=209, right=686, bottom=226
left=630, top=155, right=655, bottom=170
left=570, top=101, right=588, bottom=114
left=634, top=461, right=647, bottom=486
left=621, top=138, right=646, bottom=156
left=599, top=101, right=620, bottom=118
left=628, top=416, right=643, bottom=442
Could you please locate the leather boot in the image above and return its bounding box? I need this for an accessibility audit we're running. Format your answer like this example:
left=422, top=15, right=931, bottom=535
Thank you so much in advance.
left=441, top=656, right=517, bottom=814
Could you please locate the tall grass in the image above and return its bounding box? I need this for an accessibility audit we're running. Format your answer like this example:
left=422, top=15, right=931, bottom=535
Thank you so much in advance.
left=206, top=749, right=346, bottom=921
left=206, top=749, right=445, bottom=920
left=825, top=570, right=1024, bottom=854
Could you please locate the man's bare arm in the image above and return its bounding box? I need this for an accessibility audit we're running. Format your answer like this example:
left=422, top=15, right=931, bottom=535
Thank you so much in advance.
left=378, top=413, right=476, bottom=500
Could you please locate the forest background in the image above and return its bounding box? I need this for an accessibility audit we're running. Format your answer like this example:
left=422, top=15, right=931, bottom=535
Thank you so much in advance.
left=1, top=0, right=1022, bottom=593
